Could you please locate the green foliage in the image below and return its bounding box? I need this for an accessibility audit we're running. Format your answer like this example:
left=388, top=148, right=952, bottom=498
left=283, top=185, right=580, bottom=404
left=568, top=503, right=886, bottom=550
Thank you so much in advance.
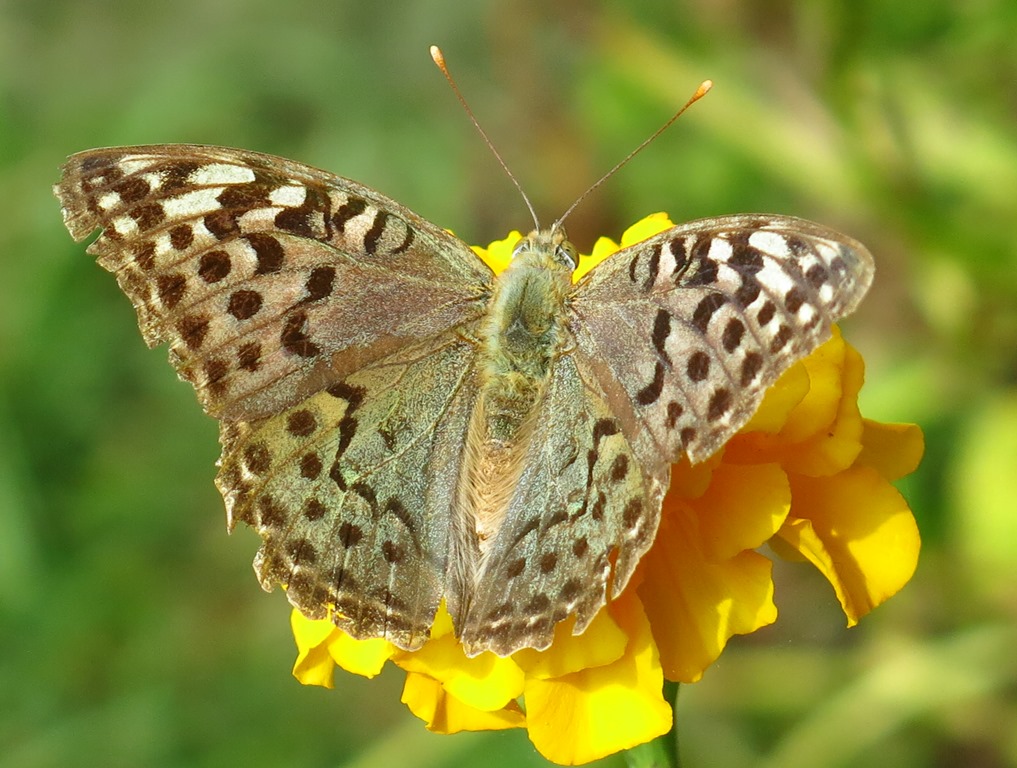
left=2, top=1, right=1014, bottom=765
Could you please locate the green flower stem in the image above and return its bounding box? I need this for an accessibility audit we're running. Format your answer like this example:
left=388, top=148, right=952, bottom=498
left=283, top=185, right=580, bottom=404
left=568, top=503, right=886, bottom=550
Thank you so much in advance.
left=623, top=681, right=681, bottom=768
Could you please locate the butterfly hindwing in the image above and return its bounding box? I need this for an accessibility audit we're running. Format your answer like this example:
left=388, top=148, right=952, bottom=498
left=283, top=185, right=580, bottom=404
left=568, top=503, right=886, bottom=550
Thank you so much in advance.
left=457, top=353, right=663, bottom=657
left=217, top=328, right=481, bottom=651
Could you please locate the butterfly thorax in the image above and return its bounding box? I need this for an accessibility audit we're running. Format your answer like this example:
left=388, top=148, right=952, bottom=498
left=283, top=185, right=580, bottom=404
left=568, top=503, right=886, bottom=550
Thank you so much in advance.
left=477, top=230, right=575, bottom=441
left=462, top=230, right=576, bottom=556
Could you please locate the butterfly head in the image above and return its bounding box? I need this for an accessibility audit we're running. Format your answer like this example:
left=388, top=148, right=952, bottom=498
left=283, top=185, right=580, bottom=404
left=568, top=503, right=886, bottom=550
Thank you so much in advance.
left=512, top=228, right=579, bottom=273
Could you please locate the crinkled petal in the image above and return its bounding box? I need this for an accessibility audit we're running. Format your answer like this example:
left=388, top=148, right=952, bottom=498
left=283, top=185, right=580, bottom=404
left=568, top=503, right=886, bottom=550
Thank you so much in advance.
left=290, top=611, right=396, bottom=684
left=695, top=462, right=792, bottom=561
left=512, top=609, right=628, bottom=680
left=575, top=213, right=674, bottom=281
left=326, top=631, right=394, bottom=679
left=742, top=360, right=811, bottom=435
left=781, top=338, right=866, bottom=476
left=292, top=640, right=338, bottom=688
left=638, top=499, right=778, bottom=683
left=577, top=236, right=620, bottom=281
left=667, top=451, right=723, bottom=500
left=620, top=212, right=673, bottom=246
left=401, top=672, right=525, bottom=734
left=778, top=327, right=848, bottom=443
left=778, top=466, right=921, bottom=624
left=427, top=600, right=456, bottom=640
left=856, top=419, right=925, bottom=480
left=472, top=231, right=522, bottom=275
left=725, top=330, right=864, bottom=475
left=291, top=611, right=338, bottom=688
left=395, top=637, right=525, bottom=712
left=291, top=608, right=338, bottom=648
left=524, top=595, right=671, bottom=764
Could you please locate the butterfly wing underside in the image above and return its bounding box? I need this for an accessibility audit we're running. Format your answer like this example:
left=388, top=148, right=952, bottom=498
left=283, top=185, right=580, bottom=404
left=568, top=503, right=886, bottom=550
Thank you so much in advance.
left=55, top=145, right=493, bottom=649
left=571, top=214, right=875, bottom=470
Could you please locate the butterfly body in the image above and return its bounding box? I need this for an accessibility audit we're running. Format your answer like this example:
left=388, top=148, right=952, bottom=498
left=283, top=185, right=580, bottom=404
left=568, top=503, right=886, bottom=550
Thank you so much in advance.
left=464, top=230, right=577, bottom=564
left=56, top=144, right=874, bottom=657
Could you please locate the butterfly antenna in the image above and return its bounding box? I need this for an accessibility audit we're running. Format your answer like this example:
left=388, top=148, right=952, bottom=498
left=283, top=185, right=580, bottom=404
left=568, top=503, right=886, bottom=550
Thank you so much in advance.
left=552, top=79, right=713, bottom=232
left=430, top=45, right=540, bottom=231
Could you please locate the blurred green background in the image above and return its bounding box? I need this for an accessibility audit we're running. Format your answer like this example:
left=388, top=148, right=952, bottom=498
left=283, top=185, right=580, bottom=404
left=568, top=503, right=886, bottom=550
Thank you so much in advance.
left=2, top=1, right=1016, bottom=766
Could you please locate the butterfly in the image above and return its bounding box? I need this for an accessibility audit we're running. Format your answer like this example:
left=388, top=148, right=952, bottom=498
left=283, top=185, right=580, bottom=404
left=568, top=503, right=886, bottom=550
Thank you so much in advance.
left=55, top=143, right=873, bottom=657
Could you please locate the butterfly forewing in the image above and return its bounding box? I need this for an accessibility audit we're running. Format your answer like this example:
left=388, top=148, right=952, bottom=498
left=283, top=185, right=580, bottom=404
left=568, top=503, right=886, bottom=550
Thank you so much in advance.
left=54, top=145, right=491, bottom=422
left=572, top=214, right=874, bottom=466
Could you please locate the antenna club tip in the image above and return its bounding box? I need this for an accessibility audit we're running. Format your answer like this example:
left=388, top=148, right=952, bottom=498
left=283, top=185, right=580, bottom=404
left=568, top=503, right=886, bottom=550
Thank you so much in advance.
left=430, top=45, right=446, bottom=67
left=695, top=80, right=713, bottom=99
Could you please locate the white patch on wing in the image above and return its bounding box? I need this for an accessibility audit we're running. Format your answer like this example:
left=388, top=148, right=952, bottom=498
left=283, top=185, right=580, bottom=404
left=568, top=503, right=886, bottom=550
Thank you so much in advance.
left=112, top=216, right=138, bottom=237
left=269, top=185, right=307, bottom=207
left=657, top=242, right=676, bottom=279
left=708, top=237, right=733, bottom=263
left=756, top=260, right=795, bottom=298
left=97, top=192, right=121, bottom=211
left=141, top=172, right=164, bottom=192
left=239, top=207, right=282, bottom=228
left=162, top=188, right=226, bottom=218
left=118, top=158, right=156, bottom=176
left=749, top=230, right=791, bottom=259
left=797, top=252, right=822, bottom=277
left=716, top=262, right=740, bottom=286
left=154, top=231, right=174, bottom=258
left=190, top=163, right=257, bottom=186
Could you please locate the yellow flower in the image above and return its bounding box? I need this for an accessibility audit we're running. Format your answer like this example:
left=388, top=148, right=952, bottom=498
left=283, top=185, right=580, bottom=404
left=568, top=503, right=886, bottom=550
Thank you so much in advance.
left=289, top=215, right=923, bottom=765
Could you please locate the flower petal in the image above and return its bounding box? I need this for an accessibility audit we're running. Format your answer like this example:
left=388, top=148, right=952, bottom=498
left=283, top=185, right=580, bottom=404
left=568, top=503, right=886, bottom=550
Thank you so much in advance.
left=667, top=453, right=721, bottom=499
left=290, top=611, right=338, bottom=688
left=575, top=237, right=618, bottom=281
left=575, top=213, right=674, bottom=281
left=292, top=641, right=337, bottom=689
left=291, top=608, right=337, bottom=647
left=290, top=610, right=396, bottom=684
left=326, top=632, right=394, bottom=679
left=777, top=327, right=848, bottom=443
left=741, top=360, right=811, bottom=435
left=472, top=231, right=523, bottom=275
left=401, top=672, right=525, bottom=734
left=524, top=595, right=671, bottom=764
left=512, top=609, right=628, bottom=680
left=779, top=466, right=921, bottom=624
left=638, top=499, right=778, bottom=683
left=395, top=636, right=525, bottom=712
left=620, top=212, right=673, bottom=246
left=856, top=419, right=925, bottom=480
left=695, top=462, right=792, bottom=561
left=781, top=338, right=866, bottom=476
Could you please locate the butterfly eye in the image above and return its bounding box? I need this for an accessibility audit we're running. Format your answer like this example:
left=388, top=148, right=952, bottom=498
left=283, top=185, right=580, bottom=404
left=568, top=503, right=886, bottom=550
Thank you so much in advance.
left=555, top=243, right=578, bottom=271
